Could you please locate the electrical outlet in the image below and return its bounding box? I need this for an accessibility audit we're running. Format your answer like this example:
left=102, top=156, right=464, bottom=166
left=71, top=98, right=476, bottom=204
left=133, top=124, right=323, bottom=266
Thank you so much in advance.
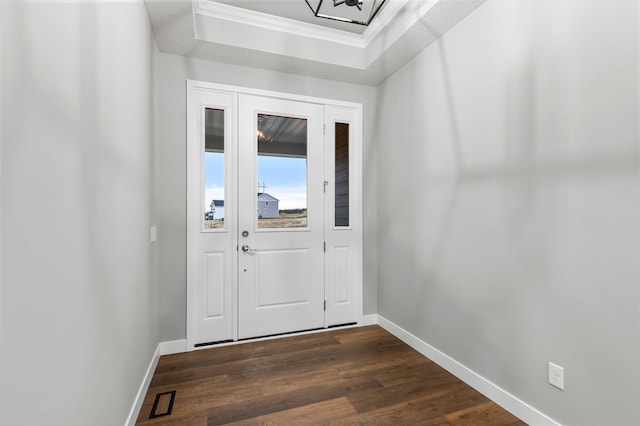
left=548, top=362, right=564, bottom=390
left=150, top=226, right=157, bottom=243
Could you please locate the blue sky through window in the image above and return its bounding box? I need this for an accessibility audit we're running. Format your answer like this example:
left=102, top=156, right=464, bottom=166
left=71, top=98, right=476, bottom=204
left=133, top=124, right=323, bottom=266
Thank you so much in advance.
left=204, top=152, right=224, bottom=212
left=204, top=152, right=307, bottom=211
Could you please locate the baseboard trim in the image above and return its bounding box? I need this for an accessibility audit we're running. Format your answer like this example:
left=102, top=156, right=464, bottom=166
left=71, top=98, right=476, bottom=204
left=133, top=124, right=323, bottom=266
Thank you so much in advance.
left=376, top=315, right=561, bottom=426
left=360, top=314, right=378, bottom=326
left=125, top=339, right=187, bottom=425
left=127, top=319, right=559, bottom=426
left=159, top=339, right=187, bottom=356
left=125, top=345, right=160, bottom=426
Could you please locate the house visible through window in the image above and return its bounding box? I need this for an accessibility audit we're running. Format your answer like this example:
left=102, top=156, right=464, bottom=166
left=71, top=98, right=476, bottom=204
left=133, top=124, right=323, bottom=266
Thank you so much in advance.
left=204, top=108, right=225, bottom=230
left=257, top=113, right=308, bottom=229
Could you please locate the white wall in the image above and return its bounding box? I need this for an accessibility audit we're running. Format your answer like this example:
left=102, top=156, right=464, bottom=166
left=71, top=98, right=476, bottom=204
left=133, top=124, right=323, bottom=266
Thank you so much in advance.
left=154, top=52, right=379, bottom=341
left=376, top=0, right=639, bottom=424
left=0, top=2, right=158, bottom=424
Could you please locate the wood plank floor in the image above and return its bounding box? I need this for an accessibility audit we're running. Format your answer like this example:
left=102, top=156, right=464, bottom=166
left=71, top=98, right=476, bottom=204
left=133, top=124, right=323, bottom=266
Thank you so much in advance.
left=136, top=326, right=526, bottom=425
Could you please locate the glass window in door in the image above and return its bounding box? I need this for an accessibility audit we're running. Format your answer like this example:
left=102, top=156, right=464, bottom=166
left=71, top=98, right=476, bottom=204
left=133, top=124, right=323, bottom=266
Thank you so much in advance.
left=335, top=122, right=350, bottom=227
left=257, top=114, right=307, bottom=229
left=204, top=108, right=225, bottom=229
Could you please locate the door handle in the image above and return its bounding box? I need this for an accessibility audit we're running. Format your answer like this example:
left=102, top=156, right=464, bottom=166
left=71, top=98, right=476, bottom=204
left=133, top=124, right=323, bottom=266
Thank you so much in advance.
left=241, top=244, right=256, bottom=254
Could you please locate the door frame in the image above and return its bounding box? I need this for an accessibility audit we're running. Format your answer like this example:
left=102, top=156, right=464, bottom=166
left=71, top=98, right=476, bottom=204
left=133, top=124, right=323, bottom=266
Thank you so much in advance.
left=186, top=80, right=363, bottom=350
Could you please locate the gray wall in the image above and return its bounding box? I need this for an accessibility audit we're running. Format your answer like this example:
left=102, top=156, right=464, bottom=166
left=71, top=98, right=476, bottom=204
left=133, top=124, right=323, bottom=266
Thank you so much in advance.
left=154, top=52, right=379, bottom=341
left=0, top=2, right=158, bottom=424
left=2, top=1, right=636, bottom=424
left=376, top=0, right=639, bottom=424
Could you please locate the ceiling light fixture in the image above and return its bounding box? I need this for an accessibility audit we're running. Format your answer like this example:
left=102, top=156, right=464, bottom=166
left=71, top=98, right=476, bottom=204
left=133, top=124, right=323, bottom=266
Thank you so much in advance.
left=305, top=0, right=387, bottom=26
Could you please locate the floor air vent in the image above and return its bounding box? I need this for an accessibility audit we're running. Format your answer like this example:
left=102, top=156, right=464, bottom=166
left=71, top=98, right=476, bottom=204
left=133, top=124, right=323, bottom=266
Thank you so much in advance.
left=149, top=390, right=176, bottom=419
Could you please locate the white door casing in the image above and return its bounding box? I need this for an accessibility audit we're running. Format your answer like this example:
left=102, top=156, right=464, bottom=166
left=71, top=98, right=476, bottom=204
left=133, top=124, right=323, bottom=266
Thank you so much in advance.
left=187, top=81, right=363, bottom=349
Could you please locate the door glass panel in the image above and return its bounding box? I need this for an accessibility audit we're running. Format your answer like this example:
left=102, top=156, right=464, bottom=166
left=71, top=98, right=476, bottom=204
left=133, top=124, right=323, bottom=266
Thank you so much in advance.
left=204, top=108, right=225, bottom=229
left=335, top=123, right=349, bottom=227
left=257, top=114, right=307, bottom=229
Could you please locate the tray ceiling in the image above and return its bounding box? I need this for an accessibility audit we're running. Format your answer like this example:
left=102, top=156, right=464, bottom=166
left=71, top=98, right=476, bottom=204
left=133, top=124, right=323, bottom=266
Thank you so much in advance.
left=144, top=0, right=486, bottom=86
left=212, top=0, right=371, bottom=34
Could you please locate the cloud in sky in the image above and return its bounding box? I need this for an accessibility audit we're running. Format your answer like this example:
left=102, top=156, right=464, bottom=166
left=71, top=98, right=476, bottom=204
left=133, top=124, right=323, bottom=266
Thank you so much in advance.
left=266, top=186, right=306, bottom=210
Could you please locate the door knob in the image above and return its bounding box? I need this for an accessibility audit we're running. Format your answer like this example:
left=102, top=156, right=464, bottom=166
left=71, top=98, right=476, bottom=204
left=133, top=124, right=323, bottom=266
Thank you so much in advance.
left=241, top=244, right=255, bottom=253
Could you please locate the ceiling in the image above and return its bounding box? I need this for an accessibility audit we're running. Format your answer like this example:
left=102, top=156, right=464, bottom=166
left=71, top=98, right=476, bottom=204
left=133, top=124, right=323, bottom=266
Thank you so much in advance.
left=211, top=0, right=373, bottom=34
left=144, top=0, right=486, bottom=86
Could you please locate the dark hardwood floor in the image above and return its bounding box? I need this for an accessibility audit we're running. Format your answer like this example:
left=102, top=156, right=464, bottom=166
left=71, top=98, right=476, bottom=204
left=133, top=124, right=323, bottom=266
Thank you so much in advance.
left=136, top=325, right=526, bottom=425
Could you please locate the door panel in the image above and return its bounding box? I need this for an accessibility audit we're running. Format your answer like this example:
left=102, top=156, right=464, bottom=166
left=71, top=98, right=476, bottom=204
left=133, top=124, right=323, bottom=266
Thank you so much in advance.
left=237, top=94, right=324, bottom=339
left=204, top=252, right=226, bottom=317
left=333, top=246, right=350, bottom=303
left=324, top=106, right=361, bottom=326
left=188, top=89, right=237, bottom=346
left=255, top=249, right=310, bottom=307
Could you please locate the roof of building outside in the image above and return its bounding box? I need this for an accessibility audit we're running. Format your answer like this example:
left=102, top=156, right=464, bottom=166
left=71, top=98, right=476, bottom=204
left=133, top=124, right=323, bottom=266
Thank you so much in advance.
left=257, top=193, right=279, bottom=201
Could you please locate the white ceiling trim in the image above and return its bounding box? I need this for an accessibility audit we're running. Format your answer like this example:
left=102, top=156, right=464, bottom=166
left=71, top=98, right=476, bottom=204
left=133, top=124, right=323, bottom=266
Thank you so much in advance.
left=360, top=0, right=409, bottom=45
left=144, top=0, right=488, bottom=86
left=193, top=3, right=367, bottom=69
left=193, top=0, right=410, bottom=49
left=194, top=0, right=367, bottom=48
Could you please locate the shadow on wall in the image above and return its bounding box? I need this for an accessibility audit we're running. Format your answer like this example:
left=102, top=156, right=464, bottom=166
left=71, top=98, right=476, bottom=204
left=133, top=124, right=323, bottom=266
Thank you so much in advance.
left=376, top=2, right=640, bottom=423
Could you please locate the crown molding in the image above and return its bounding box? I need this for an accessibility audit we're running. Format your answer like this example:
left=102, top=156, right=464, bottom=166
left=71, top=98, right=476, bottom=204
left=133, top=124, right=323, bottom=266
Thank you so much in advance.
left=146, top=0, right=487, bottom=86
left=195, top=0, right=367, bottom=48
left=194, top=0, right=408, bottom=49
left=360, top=0, right=408, bottom=45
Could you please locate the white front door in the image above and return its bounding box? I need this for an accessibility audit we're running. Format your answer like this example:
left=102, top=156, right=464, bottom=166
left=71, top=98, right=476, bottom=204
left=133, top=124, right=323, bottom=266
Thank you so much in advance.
left=187, top=81, right=363, bottom=349
left=237, top=95, right=325, bottom=339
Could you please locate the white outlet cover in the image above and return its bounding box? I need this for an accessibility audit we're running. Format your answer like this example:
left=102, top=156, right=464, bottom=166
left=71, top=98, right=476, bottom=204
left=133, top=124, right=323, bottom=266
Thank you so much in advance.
left=150, top=226, right=157, bottom=243
left=548, top=362, right=564, bottom=390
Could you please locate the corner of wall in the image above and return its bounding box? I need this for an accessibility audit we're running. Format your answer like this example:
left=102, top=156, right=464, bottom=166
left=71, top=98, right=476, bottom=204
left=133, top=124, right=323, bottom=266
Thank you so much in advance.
left=376, top=315, right=561, bottom=426
left=0, top=1, right=4, bottom=394
left=360, top=88, right=379, bottom=316
left=125, top=344, right=161, bottom=426
left=125, top=339, right=187, bottom=425
left=148, top=5, right=161, bottom=349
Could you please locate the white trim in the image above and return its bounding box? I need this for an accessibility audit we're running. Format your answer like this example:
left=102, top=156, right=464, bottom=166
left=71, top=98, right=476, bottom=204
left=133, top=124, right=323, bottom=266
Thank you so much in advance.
left=125, top=345, right=160, bottom=426
left=128, top=319, right=558, bottom=425
left=360, top=314, right=378, bottom=326
left=125, top=339, right=187, bottom=425
left=159, top=339, right=188, bottom=356
left=376, top=315, right=562, bottom=426
left=194, top=0, right=407, bottom=49
left=360, top=0, right=408, bottom=45
left=188, top=80, right=361, bottom=111
left=195, top=0, right=364, bottom=48
left=186, top=82, right=197, bottom=351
